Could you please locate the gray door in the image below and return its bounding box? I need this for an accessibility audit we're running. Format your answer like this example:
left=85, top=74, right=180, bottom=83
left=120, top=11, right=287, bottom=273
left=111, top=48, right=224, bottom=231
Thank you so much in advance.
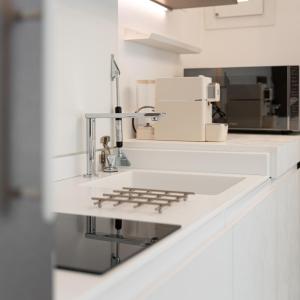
left=0, top=0, right=52, bottom=299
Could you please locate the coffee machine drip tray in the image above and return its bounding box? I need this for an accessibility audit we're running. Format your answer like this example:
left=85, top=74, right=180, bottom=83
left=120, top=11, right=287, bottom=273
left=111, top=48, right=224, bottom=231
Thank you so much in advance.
left=54, top=213, right=180, bottom=275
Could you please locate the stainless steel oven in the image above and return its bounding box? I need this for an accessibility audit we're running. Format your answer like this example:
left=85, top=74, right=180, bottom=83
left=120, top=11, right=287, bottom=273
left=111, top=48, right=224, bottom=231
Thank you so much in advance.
left=184, top=66, right=300, bottom=133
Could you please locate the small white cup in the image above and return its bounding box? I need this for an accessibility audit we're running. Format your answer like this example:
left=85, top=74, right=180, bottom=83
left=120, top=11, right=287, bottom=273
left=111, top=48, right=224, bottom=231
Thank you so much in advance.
left=205, top=123, right=228, bottom=142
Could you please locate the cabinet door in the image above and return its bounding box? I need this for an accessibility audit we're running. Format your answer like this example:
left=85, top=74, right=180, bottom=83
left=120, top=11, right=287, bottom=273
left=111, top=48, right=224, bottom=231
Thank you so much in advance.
left=276, top=169, right=300, bottom=300
left=142, top=229, right=233, bottom=300
left=277, top=177, right=290, bottom=300
left=286, top=169, right=300, bottom=300
left=233, top=192, right=277, bottom=300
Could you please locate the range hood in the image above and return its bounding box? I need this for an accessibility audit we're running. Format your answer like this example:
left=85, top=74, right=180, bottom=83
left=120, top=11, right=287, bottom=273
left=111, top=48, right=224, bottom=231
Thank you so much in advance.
left=151, top=0, right=241, bottom=9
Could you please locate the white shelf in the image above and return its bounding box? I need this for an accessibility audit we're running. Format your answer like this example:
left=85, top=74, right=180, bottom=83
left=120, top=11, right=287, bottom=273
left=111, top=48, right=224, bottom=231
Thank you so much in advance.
left=123, top=28, right=202, bottom=54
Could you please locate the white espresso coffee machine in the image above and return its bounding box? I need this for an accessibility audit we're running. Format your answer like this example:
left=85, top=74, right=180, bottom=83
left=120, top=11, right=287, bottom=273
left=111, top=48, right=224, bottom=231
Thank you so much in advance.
left=154, top=76, right=220, bottom=141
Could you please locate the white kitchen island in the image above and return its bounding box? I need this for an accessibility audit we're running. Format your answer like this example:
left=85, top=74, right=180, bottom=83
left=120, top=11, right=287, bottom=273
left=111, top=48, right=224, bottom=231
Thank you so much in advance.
left=54, top=134, right=300, bottom=300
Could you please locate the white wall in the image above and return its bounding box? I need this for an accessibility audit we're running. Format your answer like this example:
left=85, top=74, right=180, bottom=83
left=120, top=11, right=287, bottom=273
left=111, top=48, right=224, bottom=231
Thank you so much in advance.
left=49, top=0, right=184, bottom=179
left=118, top=0, right=183, bottom=138
left=46, top=0, right=118, bottom=157
left=48, top=0, right=186, bottom=156
left=180, top=0, right=300, bottom=69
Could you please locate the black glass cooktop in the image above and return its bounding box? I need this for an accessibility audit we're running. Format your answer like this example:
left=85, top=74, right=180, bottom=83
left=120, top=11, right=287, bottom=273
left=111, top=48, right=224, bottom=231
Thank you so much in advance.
left=54, top=213, right=180, bottom=275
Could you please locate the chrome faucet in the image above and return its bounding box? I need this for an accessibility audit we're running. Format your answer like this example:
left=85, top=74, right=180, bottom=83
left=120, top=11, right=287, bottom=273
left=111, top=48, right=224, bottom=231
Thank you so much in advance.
left=85, top=55, right=165, bottom=176
left=85, top=112, right=165, bottom=177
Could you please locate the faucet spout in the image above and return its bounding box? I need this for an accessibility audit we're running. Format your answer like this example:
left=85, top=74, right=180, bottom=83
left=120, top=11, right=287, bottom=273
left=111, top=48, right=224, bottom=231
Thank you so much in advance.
left=85, top=112, right=165, bottom=119
left=84, top=112, right=165, bottom=177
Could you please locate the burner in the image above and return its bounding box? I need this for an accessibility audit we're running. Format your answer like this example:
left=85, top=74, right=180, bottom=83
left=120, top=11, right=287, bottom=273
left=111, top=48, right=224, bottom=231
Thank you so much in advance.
left=92, top=187, right=195, bottom=213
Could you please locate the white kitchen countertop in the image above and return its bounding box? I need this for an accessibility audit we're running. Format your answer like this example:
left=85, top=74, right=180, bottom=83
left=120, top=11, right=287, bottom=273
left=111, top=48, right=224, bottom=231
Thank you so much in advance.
left=124, top=134, right=300, bottom=151
left=53, top=134, right=300, bottom=181
left=54, top=169, right=269, bottom=300
left=124, top=134, right=300, bottom=178
left=53, top=170, right=267, bottom=226
left=54, top=133, right=300, bottom=300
